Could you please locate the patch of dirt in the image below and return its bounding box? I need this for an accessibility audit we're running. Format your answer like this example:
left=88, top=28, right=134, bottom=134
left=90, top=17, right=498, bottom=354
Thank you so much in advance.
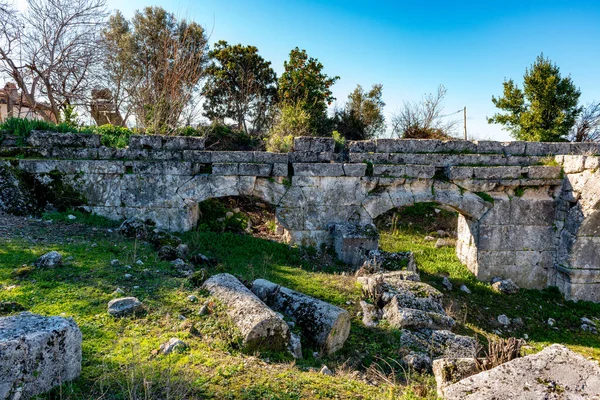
left=0, top=212, right=115, bottom=244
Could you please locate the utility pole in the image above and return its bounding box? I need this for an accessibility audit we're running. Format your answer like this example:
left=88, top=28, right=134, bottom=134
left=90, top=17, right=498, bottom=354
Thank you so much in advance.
left=463, top=106, right=467, bottom=140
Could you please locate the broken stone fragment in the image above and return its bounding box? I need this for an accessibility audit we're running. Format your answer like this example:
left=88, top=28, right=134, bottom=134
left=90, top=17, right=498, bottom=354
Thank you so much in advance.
left=107, top=297, right=144, bottom=317
left=491, top=278, right=519, bottom=294
left=202, top=273, right=290, bottom=352
left=432, top=357, right=479, bottom=398
left=443, top=344, right=600, bottom=399
left=288, top=332, right=303, bottom=359
left=251, top=278, right=351, bottom=354
left=35, top=251, right=63, bottom=268
left=0, top=313, right=82, bottom=399
left=359, top=300, right=379, bottom=327
left=160, top=337, right=187, bottom=354
left=382, top=301, right=455, bottom=330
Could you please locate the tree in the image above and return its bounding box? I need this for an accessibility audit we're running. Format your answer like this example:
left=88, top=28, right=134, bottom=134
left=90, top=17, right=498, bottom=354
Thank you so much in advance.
left=202, top=41, right=277, bottom=136
left=278, top=48, right=339, bottom=135
left=570, top=101, right=600, bottom=142
left=0, top=0, right=107, bottom=122
left=488, top=54, right=582, bottom=142
left=103, top=7, right=208, bottom=132
left=390, top=85, right=458, bottom=139
left=334, top=83, right=385, bottom=140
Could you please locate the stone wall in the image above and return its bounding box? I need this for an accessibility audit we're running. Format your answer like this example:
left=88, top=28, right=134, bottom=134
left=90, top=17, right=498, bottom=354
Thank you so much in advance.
left=1, top=132, right=599, bottom=301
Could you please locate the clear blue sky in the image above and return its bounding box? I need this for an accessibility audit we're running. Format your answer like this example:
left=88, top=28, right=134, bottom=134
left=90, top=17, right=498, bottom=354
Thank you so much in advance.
left=105, top=0, right=600, bottom=140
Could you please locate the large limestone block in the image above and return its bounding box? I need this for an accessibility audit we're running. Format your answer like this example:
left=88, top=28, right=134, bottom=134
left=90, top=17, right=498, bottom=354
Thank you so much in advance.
left=202, top=273, right=290, bottom=351
left=332, top=224, right=379, bottom=267
left=251, top=279, right=351, bottom=354
left=0, top=313, right=82, bottom=399
left=382, top=301, right=455, bottom=330
left=443, top=344, right=600, bottom=399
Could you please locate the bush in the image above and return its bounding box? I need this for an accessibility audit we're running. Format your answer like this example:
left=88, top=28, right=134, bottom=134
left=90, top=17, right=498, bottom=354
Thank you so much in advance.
left=266, top=103, right=312, bottom=152
left=94, top=125, right=133, bottom=148
left=197, top=199, right=249, bottom=233
left=0, top=117, right=92, bottom=146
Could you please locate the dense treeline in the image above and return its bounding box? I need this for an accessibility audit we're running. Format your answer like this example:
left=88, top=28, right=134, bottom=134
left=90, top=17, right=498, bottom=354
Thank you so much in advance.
left=0, top=0, right=598, bottom=145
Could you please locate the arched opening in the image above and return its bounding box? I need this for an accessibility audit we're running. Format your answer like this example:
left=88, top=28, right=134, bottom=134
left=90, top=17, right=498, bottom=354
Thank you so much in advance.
left=372, top=200, right=479, bottom=279
left=195, top=195, right=283, bottom=241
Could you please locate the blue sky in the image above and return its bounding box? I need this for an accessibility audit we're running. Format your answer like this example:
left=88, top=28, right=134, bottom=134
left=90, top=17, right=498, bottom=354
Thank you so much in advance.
left=104, top=0, right=600, bottom=140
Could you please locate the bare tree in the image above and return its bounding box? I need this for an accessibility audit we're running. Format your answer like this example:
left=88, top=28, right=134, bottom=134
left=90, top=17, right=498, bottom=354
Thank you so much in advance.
left=570, top=101, right=600, bottom=142
left=0, top=0, right=107, bottom=122
left=390, top=85, right=459, bottom=139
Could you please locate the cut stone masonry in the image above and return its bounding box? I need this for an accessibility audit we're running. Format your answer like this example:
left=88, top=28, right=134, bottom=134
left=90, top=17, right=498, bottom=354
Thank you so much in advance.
left=2, top=132, right=600, bottom=301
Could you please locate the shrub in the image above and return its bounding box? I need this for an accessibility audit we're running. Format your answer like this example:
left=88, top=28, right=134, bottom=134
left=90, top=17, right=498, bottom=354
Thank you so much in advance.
left=95, top=125, right=133, bottom=149
left=0, top=117, right=91, bottom=146
left=266, top=102, right=312, bottom=152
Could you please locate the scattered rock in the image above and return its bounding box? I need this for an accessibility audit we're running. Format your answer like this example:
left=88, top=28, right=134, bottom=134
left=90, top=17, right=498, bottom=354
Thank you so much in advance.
left=176, top=244, right=189, bottom=259
left=190, top=253, right=218, bottom=267
left=112, top=288, right=125, bottom=296
left=459, top=284, right=471, bottom=294
left=198, top=304, right=209, bottom=316
left=319, top=365, right=333, bottom=376
left=118, top=218, right=151, bottom=240
left=187, top=295, right=198, bottom=303
left=383, top=302, right=454, bottom=330
left=403, top=352, right=432, bottom=372
left=436, top=230, right=449, bottom=237
left=581, top=317, right=596, bottom=327
left=497, top=314, right=510, bottom=326
left=252, top=279, right=351, bottom=354
left=288, top=332, right=303, bottom=359
left=124, top=273, right=133, bottom=279
left=442, top=276, right=453, bottom=291
left=136, top=260, right=144, bottom=266
left=0, top=313, right=82, bottom=399
left=148, top=229, right=181, bottom=249
left=158, top=245, right=178, bottom=261
left=160, top=338, right=187, bottom=354
left=107, top=297, right=144, bottom=317
left=491, top=278, right=519, bottom=294
left=35, top=251, right=63, bottom=268
left=359, top=300, right=379, bottom=327
left=202, top=274, right=290, bottom=351
left=124, top=265, right=132, bottom=269
left=171, top=258, right=194, bottom=276
left=434, top=238, right=454, bottom=248
left=443, top=344, right=600, bottom=399
left=433, top=358, right=479, bottom=398
left=512, top=317, right=524, bottom=329
left=424, top=236, right=436, bottom=242
left=110, top=259, right=120, bottom=267
left=430, top=330, right=477, bottom=359
left=547, top=318, right=556, bottom=327
left=67, top=214, right=76, bottom=220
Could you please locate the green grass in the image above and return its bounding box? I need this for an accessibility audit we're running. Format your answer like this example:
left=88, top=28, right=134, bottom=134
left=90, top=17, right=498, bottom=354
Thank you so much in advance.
left=1, top=208, right=599, bottom=399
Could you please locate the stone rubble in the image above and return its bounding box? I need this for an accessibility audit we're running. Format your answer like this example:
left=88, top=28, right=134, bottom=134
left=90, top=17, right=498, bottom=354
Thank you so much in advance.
left=34, top=251, right=63, bottom=268
left=107, top=297, right=144, bottom=317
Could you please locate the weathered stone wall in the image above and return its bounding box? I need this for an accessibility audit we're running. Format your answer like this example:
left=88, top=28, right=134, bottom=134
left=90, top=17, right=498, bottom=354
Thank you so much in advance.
left=1, top=131, right=599, bottom=301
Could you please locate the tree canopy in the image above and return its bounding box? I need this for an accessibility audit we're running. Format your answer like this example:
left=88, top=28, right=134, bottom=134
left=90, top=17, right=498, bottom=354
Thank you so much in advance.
left=278, top=48, right=339, bottom=135
left=202, top=41, right=278, bottom=136
left=488, top=54, right=582, bottom=142
left=334, top=84, right=385, bottom=140
left=103, top=7, right=208, bottom=132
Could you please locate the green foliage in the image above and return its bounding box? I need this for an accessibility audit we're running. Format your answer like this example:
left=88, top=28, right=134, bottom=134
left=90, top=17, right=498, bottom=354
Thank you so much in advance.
left=42, top=209, right=121, bottom=228
left=489, top=54, right=582, bottom=141
left=266, top=103, right=312, bottom=152
left=332, top=130, right=346, bottom=152
left=538, top=156, right=560, bottom=167
left=104, top=7, right=209, bottom=133
left=334, top=84, right=386, bottom=140
left=203, top=41, right=278, bottom=135
left=0, top=117, right=85, bottom=145
left=475, top=192, right=494, bottom=203
left=514, top=187, right=526, bottom=197
left=95, top=124, right=133, bottom=148
left=278, top=48, right=339, bottom=135
left=60, top=105, right=80, bottom=128
left=197, top=199, right=249, bottom=233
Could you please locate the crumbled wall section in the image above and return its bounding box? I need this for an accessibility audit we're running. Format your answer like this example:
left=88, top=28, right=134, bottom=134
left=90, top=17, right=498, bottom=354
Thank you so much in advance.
left=2, top=132, right=600, bottom=301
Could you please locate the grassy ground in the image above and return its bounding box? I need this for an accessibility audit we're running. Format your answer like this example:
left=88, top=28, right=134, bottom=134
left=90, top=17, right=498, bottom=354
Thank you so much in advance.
left=1, top=205, right=599, bottom=399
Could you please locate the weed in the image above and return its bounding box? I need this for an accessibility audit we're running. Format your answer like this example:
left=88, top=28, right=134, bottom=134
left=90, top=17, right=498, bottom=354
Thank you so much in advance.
left=475, top=192, right=494, bottom=203
left=514, top=187, right=526, bottom=197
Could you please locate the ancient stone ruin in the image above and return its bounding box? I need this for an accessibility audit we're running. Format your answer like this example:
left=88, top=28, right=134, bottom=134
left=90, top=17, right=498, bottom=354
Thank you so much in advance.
left=2, top=132, right=600, bottom=302
left=0, top=313, right=82, bottom=399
